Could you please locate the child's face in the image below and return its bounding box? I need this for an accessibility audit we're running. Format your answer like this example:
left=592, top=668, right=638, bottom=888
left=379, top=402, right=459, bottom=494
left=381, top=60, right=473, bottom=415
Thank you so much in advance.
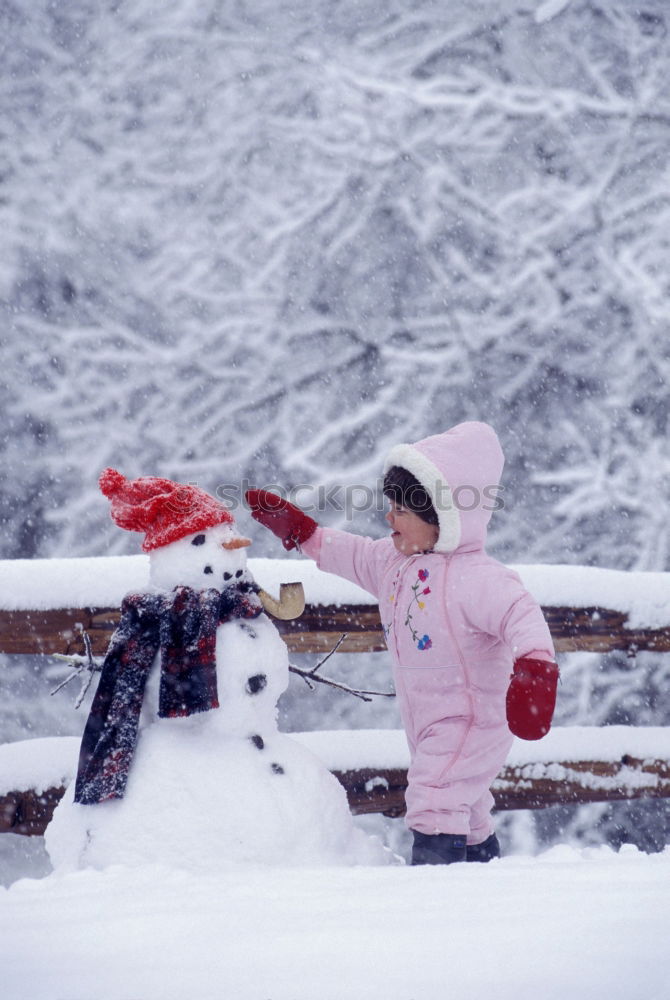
left=385, top=500, right=439, bottom=555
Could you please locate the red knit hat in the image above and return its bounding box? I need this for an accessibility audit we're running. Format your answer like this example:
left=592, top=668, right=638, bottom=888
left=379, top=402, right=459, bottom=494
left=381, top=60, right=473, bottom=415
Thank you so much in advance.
left=99, top=468, right=234, bottom=552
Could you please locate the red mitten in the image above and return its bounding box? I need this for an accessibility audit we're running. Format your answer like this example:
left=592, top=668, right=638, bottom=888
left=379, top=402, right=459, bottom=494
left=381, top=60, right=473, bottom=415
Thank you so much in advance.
left=506, top=657, right=559, bottom=741
left=245, top=489, right=317, bottom=551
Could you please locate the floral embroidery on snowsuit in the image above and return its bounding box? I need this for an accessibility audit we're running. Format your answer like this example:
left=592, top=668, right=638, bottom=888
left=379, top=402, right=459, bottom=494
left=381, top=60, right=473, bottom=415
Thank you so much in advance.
left=405, top=569, right=432, bottom=651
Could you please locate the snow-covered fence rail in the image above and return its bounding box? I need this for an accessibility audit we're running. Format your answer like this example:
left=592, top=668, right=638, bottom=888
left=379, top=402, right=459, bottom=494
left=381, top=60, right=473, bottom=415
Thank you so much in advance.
left=2, top=557, right=670, bottom=835
left=326, top=726, right=670, bottom=818
left=1, top=557, right=670, bottom=656
left=2, top=728, right=670, bottom=837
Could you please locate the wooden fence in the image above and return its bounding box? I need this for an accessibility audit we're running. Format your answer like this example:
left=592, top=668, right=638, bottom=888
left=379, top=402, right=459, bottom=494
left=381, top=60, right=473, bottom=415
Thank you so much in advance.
left=2, top=600, right=670, bottom=657
left=1, top=580, right=670, bottom=836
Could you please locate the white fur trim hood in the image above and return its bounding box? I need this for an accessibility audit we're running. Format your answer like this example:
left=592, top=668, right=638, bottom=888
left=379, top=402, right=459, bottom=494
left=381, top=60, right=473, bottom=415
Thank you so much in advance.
left=384, top=422, right=505, bottom=555
left=384, top=443, right=461, bottom=553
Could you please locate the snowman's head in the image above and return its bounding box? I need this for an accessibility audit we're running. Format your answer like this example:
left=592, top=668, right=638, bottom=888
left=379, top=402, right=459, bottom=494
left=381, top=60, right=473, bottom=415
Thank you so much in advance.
left=99, top=468, right=254, bottom=591
left=149, top=521, right=252, bottom=593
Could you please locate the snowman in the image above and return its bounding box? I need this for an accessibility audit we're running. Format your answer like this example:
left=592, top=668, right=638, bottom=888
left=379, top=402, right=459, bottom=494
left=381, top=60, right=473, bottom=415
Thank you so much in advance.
left=46, top=470, right=390, bottom=871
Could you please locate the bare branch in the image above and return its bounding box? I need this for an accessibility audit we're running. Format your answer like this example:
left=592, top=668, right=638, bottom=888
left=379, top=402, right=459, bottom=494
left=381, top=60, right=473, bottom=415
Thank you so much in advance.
left=50, top=631, right=103, bottom=708
left=289, top=634, right=396, bottom=702
left=304, top=632, right=348, bottom=675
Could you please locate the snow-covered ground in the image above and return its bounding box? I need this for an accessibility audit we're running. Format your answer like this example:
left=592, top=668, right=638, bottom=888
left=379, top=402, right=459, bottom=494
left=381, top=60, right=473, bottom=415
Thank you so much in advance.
left=2, top=845, right=669, bottom=1000
left=2, top=726, right=669, bottom=999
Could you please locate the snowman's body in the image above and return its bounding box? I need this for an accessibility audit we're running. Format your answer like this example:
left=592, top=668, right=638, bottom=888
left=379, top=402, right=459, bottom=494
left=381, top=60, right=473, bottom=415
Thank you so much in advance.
left=46, top=523, right=389, bottom=871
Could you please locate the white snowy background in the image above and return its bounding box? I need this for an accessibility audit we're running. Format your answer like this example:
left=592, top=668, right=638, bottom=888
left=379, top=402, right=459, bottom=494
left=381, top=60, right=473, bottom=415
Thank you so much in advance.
left=1, top=2, right=670, bottom=995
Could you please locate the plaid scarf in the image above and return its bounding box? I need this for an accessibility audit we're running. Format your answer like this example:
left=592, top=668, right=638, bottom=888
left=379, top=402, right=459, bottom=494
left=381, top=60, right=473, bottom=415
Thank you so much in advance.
left=74, top=582, right=262, bottom=805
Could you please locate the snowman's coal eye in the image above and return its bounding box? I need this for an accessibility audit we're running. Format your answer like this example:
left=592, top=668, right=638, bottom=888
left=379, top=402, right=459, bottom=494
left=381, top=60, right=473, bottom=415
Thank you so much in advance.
left=223, top=572, right=232, bottom=581
left=203, top=565, right=213, bottom=574
left=235, top=569, right=243, bottom=578
left=191, top=534, right=206, bottom=546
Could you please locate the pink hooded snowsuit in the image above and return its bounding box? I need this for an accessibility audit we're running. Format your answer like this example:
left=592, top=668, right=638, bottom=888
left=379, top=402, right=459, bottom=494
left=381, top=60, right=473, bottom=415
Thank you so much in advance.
left=302, top=422, right=554, bottom=842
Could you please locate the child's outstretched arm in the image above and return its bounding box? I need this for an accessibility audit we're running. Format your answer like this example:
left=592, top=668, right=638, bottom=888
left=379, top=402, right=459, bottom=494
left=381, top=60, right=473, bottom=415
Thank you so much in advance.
left=246, top=489, right=394, bottom=599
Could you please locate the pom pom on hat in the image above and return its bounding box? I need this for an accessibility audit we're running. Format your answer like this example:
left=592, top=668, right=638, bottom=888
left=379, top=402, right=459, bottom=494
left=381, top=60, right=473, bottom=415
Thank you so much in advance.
left=99, top=468, right=234, bottom=551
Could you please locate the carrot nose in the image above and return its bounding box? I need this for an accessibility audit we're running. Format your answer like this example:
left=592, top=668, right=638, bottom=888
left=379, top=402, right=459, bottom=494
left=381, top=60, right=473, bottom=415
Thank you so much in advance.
left=222, top=537, right=252, bottom=550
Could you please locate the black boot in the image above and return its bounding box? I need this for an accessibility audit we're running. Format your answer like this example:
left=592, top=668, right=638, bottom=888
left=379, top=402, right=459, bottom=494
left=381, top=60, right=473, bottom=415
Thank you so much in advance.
left=466, top=833, right=501, bottom=863
left=411, top=831, right=467, bottom=866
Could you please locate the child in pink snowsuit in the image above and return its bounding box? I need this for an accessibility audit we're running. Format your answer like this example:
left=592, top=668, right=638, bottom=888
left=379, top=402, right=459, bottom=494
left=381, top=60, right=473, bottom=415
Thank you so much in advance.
left=247, top=422, right=558, bottom=864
